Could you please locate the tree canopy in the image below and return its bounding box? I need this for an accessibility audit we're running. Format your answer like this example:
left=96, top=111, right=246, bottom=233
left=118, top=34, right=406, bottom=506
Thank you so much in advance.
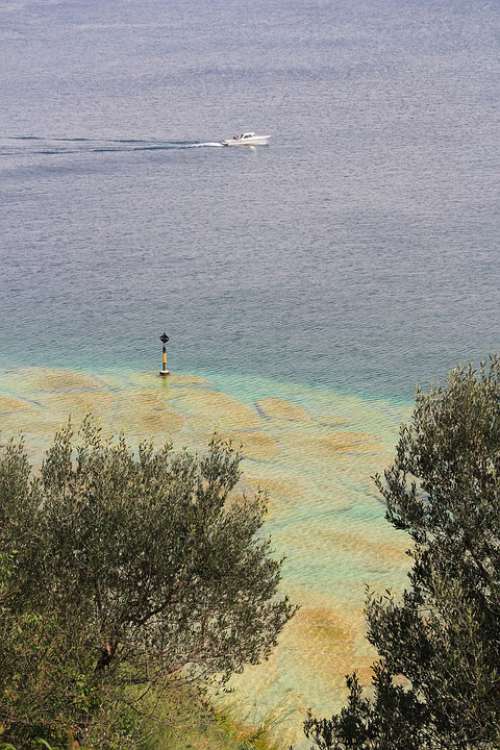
left=304, top=357, right=500, bottom=750
left=0, top=419, right=295, bottom=748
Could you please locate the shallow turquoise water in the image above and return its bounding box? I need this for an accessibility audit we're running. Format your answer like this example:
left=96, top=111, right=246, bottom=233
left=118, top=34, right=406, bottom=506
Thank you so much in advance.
left=0, top=359, right=411, bottom=737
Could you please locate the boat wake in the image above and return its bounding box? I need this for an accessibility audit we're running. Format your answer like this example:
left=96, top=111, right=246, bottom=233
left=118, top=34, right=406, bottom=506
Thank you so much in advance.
left=0, top=136, right=224, bottom=157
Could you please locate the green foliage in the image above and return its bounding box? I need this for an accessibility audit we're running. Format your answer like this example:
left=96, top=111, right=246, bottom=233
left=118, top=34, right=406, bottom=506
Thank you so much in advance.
left=0, top=420, right=295, bottom=748
left=305, top=357, right=500, bottom=749
left=138, top=683, right=280, bottom=750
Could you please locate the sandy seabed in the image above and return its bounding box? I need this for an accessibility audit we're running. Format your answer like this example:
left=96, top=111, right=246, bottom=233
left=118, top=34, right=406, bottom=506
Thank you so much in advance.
left=0, top=365, right=412, bottom=745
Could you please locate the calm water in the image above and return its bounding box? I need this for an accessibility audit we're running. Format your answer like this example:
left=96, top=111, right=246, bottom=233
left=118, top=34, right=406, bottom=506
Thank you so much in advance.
left=1, top=0, right=499, bottom=399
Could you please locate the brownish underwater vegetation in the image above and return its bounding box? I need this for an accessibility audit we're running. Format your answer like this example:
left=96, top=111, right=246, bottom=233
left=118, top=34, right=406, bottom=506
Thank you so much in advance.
left=0, top=365, right=412, bottom=744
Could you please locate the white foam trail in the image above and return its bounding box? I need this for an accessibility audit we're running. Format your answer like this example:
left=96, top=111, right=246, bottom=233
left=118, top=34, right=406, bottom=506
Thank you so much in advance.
left=184, top=142, right=223, bottom=148
left=0, top=137, right=225, bottom=157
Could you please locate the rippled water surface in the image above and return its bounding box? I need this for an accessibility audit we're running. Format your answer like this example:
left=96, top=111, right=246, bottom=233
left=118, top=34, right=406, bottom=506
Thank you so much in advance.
left=2, top=0, right=499, bottom=397
left=1, top=0, right=499, bottom=742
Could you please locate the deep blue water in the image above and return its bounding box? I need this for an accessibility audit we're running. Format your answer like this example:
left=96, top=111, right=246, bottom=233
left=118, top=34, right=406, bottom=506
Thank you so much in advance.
left=1, top=0, right=499, bottom=399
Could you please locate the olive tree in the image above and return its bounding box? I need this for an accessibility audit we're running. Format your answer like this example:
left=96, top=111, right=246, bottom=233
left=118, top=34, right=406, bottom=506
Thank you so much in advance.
left=305, top=357, right=500, bottom=750
left=0, top=419, right=295, bottom=746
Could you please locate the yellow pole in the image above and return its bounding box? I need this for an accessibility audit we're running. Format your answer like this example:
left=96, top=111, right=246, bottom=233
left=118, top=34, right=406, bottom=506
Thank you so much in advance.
left=159, top=332, right=170, bottom=376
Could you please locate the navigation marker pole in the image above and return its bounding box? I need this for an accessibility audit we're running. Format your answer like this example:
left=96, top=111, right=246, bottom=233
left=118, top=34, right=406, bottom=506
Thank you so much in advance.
left=159, top=332, right=170, bottom=376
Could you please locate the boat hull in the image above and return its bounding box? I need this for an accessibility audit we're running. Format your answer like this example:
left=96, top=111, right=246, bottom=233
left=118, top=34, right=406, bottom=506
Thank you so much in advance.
left=222, top=135, right=270, bottom=146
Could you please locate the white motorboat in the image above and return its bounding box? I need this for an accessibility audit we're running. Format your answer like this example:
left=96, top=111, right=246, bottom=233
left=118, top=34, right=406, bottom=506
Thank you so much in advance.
left=222, top=131, right=270, bottom=147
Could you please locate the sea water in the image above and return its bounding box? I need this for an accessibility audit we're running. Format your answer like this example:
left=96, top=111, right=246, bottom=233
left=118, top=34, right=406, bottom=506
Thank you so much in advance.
left=1, top=0, right=499, bottom=742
